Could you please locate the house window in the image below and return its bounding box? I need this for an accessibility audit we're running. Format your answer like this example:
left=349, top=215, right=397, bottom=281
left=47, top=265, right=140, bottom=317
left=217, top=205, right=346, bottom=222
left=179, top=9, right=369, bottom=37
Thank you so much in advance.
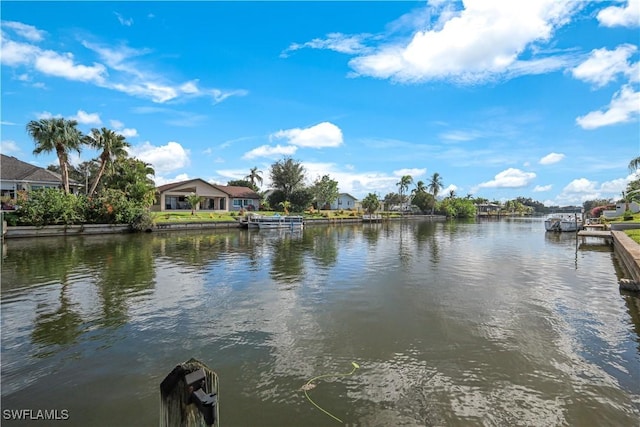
left=233, top=199, right=242, bottom=207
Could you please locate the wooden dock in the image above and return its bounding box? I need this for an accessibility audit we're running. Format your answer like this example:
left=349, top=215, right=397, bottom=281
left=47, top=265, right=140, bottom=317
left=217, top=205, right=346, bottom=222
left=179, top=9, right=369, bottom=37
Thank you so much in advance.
left=577, top=229, right=612, bottom=240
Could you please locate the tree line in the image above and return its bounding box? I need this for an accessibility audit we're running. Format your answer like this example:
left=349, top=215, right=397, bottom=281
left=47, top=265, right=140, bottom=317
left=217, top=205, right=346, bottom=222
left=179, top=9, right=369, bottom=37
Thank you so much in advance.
left=5, top=118, right=155, bottom=228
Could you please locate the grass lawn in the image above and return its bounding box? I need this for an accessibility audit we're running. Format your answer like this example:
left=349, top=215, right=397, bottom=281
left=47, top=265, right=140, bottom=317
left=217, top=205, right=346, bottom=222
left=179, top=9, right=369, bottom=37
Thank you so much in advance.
left=625, top=229, right=640, bottom=244
left=151, top=211, right=238, bottom=223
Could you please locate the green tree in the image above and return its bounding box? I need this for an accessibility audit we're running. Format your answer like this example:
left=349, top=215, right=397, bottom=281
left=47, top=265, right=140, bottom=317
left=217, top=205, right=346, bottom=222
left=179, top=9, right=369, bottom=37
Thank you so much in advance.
left=629, top=156, right=640, bottom=172
left=361, top=193, right=380, bottom=214
left=245, top=166, right=264, bottom=189
left=411, top=191, right=435, bottom=213
left=102, top=158, right=156, bottom=206
left=84, top=127, right=130, bottom=197
left=27, top=118, right=83, bottom=194
left=289, top=188, right=314, bottom=212
left=311, top=175, right=339, bottom=209
left=383, top=192, right=402, bottom=206
left=270, top=157, right=306, bottom=201
left=186, top=193, right=203, bottom=215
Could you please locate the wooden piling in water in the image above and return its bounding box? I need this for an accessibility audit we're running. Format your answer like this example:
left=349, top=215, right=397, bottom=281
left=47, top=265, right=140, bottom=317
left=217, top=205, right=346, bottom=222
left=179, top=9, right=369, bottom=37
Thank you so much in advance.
left=160, top=359, right=219, bottom=427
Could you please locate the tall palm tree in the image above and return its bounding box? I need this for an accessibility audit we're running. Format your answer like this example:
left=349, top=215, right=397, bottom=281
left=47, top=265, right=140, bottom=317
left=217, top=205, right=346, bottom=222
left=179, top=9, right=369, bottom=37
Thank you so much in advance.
left=397, top=175, right=413, bottom=211
left=27, top=118, right=83, bottom=194
left=428, top=172, right=443, bottom=199
left=427, top=173, right=443, bottom=215
left=629, top=156, right=640, bottom=173
left=84, top=127, right=130, bottom=197
left=245, top=166, right=264, bottom=189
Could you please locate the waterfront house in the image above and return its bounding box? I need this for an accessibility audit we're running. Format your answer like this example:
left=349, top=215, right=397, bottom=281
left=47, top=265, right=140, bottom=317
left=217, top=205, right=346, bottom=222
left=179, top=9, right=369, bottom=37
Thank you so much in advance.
left=330, top=193, right=359, bottom=210
left=153, top=178, right=260, bottom=212
left=0, top=154, right=82, bottom=201
left=603, top=202, right=640, bottom=218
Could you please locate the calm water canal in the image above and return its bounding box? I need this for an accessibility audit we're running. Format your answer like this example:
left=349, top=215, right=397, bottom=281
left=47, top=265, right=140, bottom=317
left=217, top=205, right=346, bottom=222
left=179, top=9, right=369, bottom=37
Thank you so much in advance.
left=1, top=218, right=639, bottom=426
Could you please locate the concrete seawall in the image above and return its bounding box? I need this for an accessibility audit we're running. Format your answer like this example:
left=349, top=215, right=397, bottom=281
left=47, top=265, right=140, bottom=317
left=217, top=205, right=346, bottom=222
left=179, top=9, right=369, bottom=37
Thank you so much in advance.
left=612, top=231, right=640, bottom=291
left=6, top=224, right=131, bottom=238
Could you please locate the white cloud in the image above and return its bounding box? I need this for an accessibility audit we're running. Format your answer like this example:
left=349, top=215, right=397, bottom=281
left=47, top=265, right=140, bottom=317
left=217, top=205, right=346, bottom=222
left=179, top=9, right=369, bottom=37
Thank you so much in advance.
left=109, top=119, right=138, bottom=138
left=271, top=122, right=343, bottom=148
left=242, top=144, right=298, bottom=160
left=0, top=37, right=42, bottom=66
left=539, top=152, right=565, bottom=165
left=2, top=21, right=46, bottom=42
left=34, top=50, right=106, bottom=83
left=36, top=111, right=61, bottom=119
left=552, top=174, right=634, bottom=205
left=302, top=161, right=399, bottom=196
left=441, top=184, right=459, bottom=195
left=70, top=110, right=101, bottom=125
left=110, top=120, right=124, bottom=129
left=281, top=33, right=372, bottom=57
left=478, top=168, right=536, bottom=188
left=118, top=128, right=138, bottom=138
left=533, top=184, right=552, bottom=192
left=2, top=25, right=247, bottom=105
left=348, top=1, right=581, bottom=83
left=0, top=140, right=21, bottom=154
left=576, top=84, right=640, bottom=129
left=114, top=12, right=134, bottom=27
left=597, top=0, right=640, bottom=28
left=440, top=130, right=483, bottom=142
left=392, top=168, right=427, bottom=177
left=571, top=44, right=637, bottom=87
left=128, top=141, right=190, bottom=174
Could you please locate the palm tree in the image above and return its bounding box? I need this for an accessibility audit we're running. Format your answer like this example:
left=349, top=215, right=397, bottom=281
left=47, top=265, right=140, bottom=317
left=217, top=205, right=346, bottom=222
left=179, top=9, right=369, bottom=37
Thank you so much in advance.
left=412, top=180, right=427, bottom=196
left=397, top=175, right=413, bottom=212
left=279, top=200, right=291, bottom=215
left=428, top=173, right=443, bottom=199
left=629, top=156, right=640, bottom=173
left=186, top=193, right=203, bottom=215
left=245, top=166, right=264, bottom=189
left=427, top=173, right=443, bottom=215
left=27, top=118, right=83, bottom=194
left=84, top=127, right=130, bottom=197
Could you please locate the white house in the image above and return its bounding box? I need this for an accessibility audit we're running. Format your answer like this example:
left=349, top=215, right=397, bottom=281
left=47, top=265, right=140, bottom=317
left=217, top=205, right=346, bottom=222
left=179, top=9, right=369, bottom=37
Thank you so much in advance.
left=603, top=201, right=640, bottom=218
left=330, top=193, right=359, bottom=210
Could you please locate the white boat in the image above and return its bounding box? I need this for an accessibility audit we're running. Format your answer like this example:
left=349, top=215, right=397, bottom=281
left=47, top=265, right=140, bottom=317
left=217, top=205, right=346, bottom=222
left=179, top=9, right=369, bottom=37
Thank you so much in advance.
left=246, top=214, right=304, bottom=229
left=545, top=214, right=582, bottom=232
left=544, top=215, right=562, bottom=231
left=560, top=216, right=582, bottom=232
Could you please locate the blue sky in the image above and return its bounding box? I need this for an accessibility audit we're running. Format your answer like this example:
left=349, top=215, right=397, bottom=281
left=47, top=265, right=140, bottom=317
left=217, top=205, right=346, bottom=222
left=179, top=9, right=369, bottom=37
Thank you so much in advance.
left=1, top=1, right=638, bottom=206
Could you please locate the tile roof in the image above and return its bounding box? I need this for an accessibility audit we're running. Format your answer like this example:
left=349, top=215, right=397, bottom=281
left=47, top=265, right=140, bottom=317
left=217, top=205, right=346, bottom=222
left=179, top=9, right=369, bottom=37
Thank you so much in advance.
left=215, top=185, right=260, bottom=199
left=155, top=178, right=260, bottom=199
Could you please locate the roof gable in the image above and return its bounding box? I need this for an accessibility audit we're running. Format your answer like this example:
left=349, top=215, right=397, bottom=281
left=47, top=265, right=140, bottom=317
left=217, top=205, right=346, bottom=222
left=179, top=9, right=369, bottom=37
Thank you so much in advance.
left=339, top=193, right=358, bottom=201
left=1, top=154, right=78, bottom=184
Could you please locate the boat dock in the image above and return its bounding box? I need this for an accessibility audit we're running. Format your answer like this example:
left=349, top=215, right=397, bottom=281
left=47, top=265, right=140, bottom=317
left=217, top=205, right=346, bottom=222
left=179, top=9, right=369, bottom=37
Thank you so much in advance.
left=577, top=229, right=613, bottom=241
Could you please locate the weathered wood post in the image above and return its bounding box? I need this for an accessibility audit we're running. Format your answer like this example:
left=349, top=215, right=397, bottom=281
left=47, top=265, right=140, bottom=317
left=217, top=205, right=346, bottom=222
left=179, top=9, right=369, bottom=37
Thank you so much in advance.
left=160, top=359, right=219, bottom=427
